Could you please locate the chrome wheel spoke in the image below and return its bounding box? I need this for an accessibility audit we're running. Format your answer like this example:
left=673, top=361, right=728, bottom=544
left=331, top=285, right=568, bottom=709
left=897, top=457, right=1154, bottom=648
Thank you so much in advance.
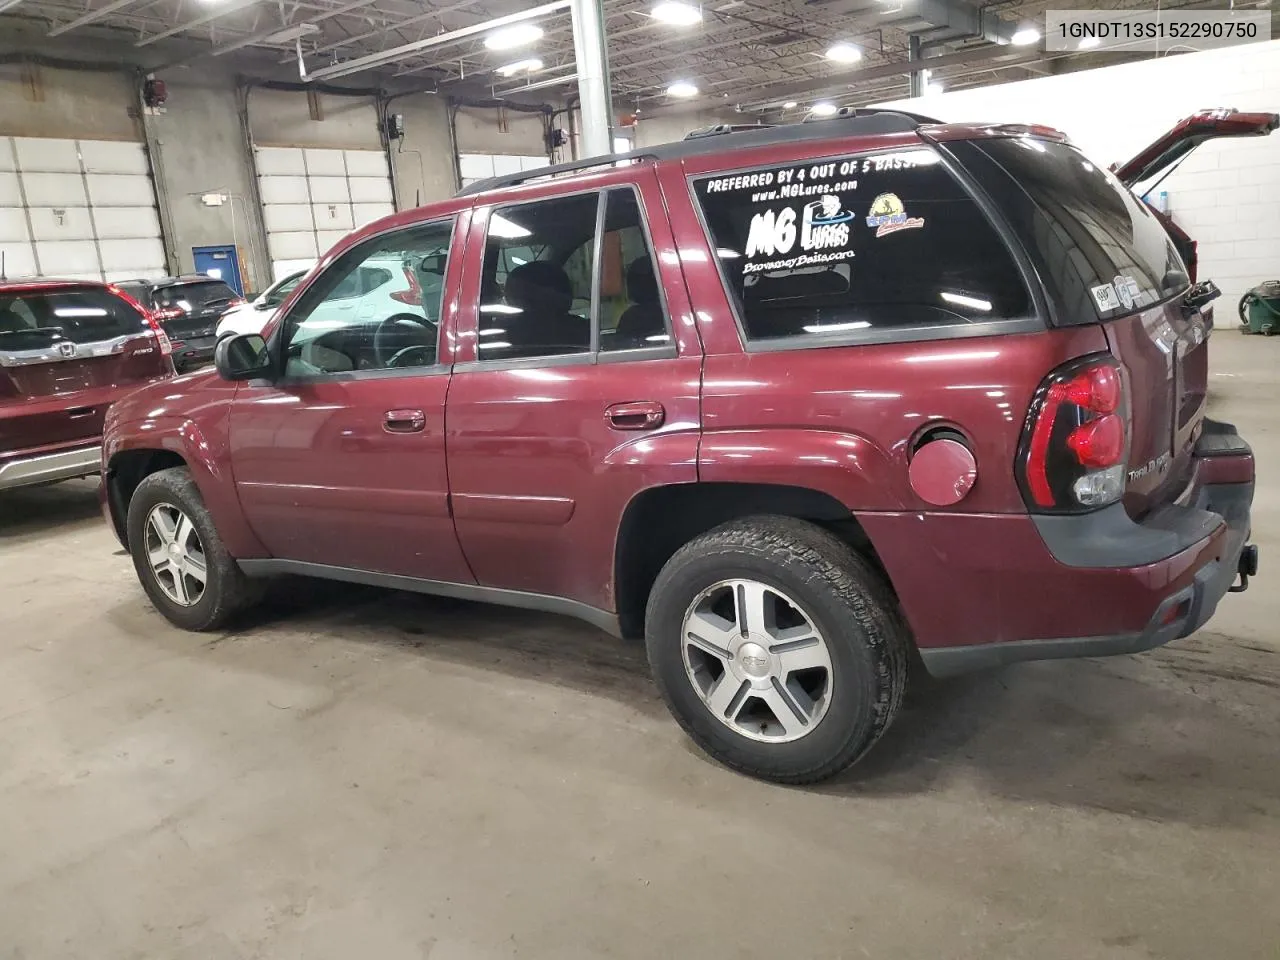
left=148, top=509, right=177, bottom=544
left=148, top=541, right=171, bottom=572
left=758, top=682, right=808, bottom=738
left=183, top=551, right=207, bottom=586
left=705, top=675, right=749, bottom=720
left=169, top=562, right=190, bottom=604
left=735, top=580, right=774, bottom=637
left=772, top=635, right=830, bottom=675
left=173, top=514, right=194, bottom=550
left=685, top=610, right=736, bottom=661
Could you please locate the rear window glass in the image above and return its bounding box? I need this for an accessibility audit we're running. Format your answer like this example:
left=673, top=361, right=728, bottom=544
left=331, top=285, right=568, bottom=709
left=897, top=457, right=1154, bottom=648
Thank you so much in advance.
left=0, top=288, right=148, bottom=350
left=975, top=137, right=1188, bottom=319
left=153, top=281, right=237, bottom=309
left=693, top=148, right=1031, bottom=343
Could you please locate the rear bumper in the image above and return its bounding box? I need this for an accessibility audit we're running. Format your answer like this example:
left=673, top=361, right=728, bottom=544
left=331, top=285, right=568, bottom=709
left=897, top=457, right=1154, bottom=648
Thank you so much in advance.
left=0, top=444, right=101, bottom=491
left=865, top=419, right=1257, bottom=677
left=172, top=335, right=217, bottom=368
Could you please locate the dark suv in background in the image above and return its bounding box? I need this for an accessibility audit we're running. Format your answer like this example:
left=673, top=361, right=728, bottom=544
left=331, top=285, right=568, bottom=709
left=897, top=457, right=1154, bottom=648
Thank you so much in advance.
left=101, top=109, right=1263, bottom=783
left=1, top=280, right=173, bottom=492
left=118, top=276, right=244, bottom=372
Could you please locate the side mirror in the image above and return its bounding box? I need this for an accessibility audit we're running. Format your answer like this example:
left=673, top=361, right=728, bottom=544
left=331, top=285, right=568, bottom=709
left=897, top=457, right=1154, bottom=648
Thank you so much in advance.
left=214, top=333, right=270, bottom=381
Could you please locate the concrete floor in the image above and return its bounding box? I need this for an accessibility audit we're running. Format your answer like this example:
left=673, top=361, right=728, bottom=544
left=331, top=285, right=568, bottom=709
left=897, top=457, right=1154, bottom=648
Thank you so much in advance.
left=2, top=333, right=1279, bottom=960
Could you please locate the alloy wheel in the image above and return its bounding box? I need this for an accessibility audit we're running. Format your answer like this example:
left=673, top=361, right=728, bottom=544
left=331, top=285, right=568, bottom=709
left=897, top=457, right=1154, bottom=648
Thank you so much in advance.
left=144, top=502, right=208, bottom=607
left=681, top=579, right=834, bottom=743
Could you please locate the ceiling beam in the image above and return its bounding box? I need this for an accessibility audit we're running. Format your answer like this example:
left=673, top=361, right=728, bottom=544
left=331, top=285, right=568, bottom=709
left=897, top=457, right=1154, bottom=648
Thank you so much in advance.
left=305, top=0, right=571, bottom=82
left=47, top=0, right=138, bottom=36
left=135, top=0, right=262, bottom=47
left=644, top=43, right=1046, bottom=116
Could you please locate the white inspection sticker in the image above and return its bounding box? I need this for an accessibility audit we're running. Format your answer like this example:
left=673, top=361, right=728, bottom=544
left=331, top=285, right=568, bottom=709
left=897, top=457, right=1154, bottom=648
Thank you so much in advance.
left=1091, top=282, right=1121, bottom=312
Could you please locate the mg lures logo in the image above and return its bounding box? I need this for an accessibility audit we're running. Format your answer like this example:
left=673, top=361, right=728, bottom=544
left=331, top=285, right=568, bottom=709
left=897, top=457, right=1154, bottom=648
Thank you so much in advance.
left=745, top=195, right=853, bottom=257
left=800, top=196, right=853, bottom=251
left=865, top=192, right=925, bottom=238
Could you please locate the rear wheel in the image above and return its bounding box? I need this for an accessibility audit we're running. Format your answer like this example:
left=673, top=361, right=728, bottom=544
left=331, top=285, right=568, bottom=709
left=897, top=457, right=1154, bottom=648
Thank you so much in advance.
left=126, top=467, right=258, bottom=630
left=645, top=516, right=909, bottom=783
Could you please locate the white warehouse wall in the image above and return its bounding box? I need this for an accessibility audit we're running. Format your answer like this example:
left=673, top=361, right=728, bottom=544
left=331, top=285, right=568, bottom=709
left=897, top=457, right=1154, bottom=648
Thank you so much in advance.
left=878, top=39, right=1280, bottom=313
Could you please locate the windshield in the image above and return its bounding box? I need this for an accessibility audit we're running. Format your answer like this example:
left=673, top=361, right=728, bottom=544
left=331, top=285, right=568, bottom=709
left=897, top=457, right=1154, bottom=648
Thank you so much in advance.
left=153, top=281, right=238, bottom=311
left=263, top=273, right=305, bottom=308
left=0, top=288, right=148, bottom=350
left=975, top=137, right=1188, bottom=322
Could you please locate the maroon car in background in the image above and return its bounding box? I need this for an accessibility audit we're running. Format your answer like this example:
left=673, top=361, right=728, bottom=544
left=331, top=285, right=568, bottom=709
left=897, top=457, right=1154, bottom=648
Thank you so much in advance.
left=0, top=280, right=173, bottom=493
left=100, top=109, right=1262, bottom=783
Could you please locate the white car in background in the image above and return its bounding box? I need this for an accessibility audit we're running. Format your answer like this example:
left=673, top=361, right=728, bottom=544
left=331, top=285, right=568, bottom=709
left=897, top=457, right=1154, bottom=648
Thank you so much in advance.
left=216, top=256, right=442, bottom=345
left=216, top=268, right=310, bottom=339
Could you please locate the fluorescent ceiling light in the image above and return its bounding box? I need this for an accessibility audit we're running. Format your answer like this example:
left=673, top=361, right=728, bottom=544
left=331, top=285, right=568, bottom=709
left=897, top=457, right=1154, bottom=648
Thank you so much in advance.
left=496, top=57, right=543, bottom=76
left=651, top=1, right=701, bottom=25
left=481, top=303, right=524, bottom=314
left=666, top=81, right=699, bottom=97
left=1011, top=26, right=1041, bottom=45
left=263, top=22, right=319, bottom=43
left=484, top=22, right=543, bottom=50
left=940, top=291, right=992, bottom=312
left=809, top=102, right=838, bottom=116
left=478, top=341, right=513, bottom=350
left=1077, top=35, right=1101, bottom=49
left=825, top=42, right=862, bottom=63
left=716, top=248, right=741, bottom=259
left=783, top=100, right=798, bottom=109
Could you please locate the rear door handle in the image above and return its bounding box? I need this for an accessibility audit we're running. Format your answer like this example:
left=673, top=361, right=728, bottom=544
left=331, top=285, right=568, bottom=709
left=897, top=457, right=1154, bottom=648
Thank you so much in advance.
left=606, top=400, right=665, bottom=431
left=384, top=408, right=426, bottom=433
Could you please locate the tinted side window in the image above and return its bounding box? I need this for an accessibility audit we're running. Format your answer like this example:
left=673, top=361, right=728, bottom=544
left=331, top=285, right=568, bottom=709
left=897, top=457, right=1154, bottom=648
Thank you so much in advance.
left=693, top=148, right=1031, bottom=343
left=479, top=193, right=598, bottom=361
left=280, top=219, right=452, bottom=378
left=599, top=189, right=671, bottom=352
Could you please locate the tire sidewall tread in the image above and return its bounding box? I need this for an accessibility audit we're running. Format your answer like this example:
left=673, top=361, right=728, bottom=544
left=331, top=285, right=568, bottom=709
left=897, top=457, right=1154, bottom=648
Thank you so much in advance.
left=125, top=466, right=256, bottom=631
left=645, top=515, right=909, bottom=784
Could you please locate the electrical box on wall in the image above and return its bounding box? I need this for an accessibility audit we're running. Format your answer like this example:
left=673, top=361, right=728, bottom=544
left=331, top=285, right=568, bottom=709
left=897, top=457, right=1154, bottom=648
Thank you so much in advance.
left=545, top=128, right=568, bottom=151
left=385, top=113, right=405, bottom=141
left=142, top=76, right=167, bottom=114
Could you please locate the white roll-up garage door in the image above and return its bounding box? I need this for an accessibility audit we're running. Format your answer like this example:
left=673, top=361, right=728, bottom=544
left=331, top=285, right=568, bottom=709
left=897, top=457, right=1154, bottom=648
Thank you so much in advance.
left=0, top=137, right=167, bottom=283
left=458, top=153, right=549, bottom=190
left=254, top=146, right=395, bottom=280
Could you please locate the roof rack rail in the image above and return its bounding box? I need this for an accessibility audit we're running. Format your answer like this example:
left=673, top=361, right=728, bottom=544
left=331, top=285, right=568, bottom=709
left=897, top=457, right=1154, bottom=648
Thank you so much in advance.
left=456, top=152, right=659, bottom=197
left=683, top=123, right=777, bottom=140
left=454, top=110, right=935, bottom=198
left=804, top=106, right=943, bottom=125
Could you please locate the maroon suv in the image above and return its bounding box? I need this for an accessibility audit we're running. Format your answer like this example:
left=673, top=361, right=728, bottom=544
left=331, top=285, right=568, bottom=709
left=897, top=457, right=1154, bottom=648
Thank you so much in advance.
left=101, top=110, right=1262, bottom=783
left=1, top=280, right=173, bottom=493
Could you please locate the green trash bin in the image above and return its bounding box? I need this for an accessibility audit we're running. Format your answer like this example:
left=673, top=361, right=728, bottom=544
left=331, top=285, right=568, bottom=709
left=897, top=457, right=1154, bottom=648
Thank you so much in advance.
left=1239, top=281, right=1280, bottom=335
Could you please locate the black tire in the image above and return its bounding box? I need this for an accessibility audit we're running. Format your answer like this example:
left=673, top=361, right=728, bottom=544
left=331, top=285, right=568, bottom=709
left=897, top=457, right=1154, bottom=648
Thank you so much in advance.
left=126, top=466, right=259, bottom=631
left=645, top=516, right=909, bottom=784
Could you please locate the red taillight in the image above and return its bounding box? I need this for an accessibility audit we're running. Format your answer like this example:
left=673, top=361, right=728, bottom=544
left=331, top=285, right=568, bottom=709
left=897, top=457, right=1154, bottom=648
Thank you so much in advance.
left=390, top=266, right=423, bottom=306
left=1067, top=414, right=1125, bottom=467
left=107, top=283, right=173, bottom=358
left=225, top=298, right=246, bottom=309
left=1020, top=357, right=1128, bottom=511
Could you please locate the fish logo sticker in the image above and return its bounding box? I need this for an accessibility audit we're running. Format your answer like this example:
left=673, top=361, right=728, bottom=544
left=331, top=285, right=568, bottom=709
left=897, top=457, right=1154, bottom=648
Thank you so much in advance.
left=865, top=192, right=924, bottom=237
left=800, top=195, right=855, bottom=251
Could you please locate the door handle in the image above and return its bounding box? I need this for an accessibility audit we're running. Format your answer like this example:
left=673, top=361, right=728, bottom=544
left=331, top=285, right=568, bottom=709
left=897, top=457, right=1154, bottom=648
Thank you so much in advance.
left=384, top=408, right=426, bottom=433
left=606, top=401, right=665, bottom=431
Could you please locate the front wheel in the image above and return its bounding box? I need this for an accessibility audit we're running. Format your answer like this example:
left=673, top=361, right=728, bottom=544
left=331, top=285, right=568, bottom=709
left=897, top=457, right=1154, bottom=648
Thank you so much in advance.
left=126, top=467, right=259, bottom=630
left=645, top=516, right=909, bottom=783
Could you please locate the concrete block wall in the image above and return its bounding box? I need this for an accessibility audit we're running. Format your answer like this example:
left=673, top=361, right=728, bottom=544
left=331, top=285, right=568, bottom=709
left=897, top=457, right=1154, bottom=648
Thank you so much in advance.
left=878, top=38, right=1280, bottom=314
